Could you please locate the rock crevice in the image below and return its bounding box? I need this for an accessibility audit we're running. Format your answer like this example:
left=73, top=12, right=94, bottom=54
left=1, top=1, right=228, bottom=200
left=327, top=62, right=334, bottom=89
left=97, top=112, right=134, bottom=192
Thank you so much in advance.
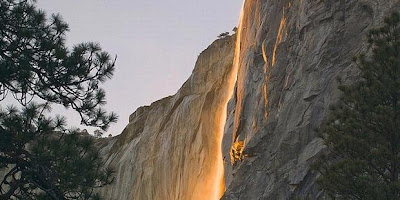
left=98, top=0, right=400, bottom=199
left=222, top=0, right=400, bottom=199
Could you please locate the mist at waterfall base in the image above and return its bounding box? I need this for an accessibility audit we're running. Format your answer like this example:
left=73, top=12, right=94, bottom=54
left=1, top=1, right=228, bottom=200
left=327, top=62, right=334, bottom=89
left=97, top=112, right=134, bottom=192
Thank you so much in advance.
left=1, top=0, right=242, bottom=136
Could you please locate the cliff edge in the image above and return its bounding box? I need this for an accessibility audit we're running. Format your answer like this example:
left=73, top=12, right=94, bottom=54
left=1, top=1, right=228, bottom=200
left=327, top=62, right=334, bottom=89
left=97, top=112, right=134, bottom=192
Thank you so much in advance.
left=98, top=36, right=235, bottom=200
left=98, top=0, right=400, bottom=199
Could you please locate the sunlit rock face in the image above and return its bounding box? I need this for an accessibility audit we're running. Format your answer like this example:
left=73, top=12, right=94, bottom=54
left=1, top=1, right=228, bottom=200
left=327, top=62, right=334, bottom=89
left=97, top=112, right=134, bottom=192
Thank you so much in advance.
left=222, top=0, right=400, bottom=199
left=97, top=0, right=400, bottom=199
left=97, top=36, right=235, bottom=200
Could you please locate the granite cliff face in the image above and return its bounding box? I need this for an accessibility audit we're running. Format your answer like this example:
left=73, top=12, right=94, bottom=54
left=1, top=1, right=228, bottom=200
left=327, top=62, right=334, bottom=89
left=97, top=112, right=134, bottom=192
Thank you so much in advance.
left=98, top=0, right=400, bottom=199
left=222, top=0, right=400, bottom=199
left=98, top=36, right=235, bottom=200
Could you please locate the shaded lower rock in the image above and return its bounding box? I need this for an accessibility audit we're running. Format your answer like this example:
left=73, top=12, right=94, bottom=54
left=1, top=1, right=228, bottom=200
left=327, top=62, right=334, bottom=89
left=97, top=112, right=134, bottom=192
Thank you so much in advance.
left=222, top=0, right=400, bottom=200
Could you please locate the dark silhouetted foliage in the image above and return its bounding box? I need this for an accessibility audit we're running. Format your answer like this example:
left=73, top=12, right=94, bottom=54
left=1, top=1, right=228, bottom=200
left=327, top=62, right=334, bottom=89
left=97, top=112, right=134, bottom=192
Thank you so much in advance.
left=0, top=0, right=117, bottom=129
left=0, top=0, right=117, bottom=199
left=218, top=32, right=230, bottom=39
left=232, top=27, right=238, bottom=33
left=315, top=12, right=400, bottom=200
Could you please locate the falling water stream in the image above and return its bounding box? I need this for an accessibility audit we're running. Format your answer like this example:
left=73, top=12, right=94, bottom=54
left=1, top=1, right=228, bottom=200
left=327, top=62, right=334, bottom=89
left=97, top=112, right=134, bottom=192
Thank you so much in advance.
left=210, top=1, right=246, bottom=199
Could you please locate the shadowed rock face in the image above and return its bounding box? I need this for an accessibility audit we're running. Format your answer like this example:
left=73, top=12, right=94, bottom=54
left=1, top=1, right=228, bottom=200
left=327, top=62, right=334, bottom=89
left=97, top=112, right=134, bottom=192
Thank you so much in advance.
left=2, top=1, right=398, bottom=199
left=97, top=36, right=235, bottom=200
left=96, top=0, right=400, bottom=199
left=222, top=0, right=400, bottom=199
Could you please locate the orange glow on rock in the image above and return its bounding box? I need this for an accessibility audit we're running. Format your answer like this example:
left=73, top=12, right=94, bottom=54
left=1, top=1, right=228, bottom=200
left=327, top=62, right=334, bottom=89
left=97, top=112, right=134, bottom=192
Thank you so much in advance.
left=272, top=10, right=286, bottom=66
left=210, top=1, right=246, bottom=199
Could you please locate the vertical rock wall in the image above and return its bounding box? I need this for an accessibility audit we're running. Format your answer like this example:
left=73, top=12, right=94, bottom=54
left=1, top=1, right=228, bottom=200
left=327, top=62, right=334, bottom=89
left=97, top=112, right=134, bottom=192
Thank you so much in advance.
left=222, top=0, right=400, bottom=199
left=97, top=0, right=400, bottom=199
left=98, top=36, right=235, bottom=200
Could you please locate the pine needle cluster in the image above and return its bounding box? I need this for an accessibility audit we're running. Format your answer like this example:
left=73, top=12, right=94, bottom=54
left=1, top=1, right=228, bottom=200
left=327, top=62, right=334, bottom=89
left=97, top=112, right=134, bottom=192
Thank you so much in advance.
left=0, top=0, right=117, bottom=199
left=315, top=12, right=400, bottom=199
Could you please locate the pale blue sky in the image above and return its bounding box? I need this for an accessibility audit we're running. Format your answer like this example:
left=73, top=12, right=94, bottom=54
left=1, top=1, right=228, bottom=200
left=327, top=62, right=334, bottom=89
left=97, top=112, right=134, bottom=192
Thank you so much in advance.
left=33, top=0, right=243, bottom=135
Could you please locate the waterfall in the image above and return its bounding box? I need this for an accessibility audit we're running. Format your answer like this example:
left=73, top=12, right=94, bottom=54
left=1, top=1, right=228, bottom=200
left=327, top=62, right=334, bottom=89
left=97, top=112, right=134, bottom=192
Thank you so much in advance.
left=211, top=1, right=246, bottom=199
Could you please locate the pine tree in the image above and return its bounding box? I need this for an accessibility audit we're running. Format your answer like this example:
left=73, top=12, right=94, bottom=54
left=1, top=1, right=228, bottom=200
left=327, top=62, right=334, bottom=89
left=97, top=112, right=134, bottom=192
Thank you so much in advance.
left=315, top=12, right=400, bottom=199
left=0, top=0, right=117, bottom=199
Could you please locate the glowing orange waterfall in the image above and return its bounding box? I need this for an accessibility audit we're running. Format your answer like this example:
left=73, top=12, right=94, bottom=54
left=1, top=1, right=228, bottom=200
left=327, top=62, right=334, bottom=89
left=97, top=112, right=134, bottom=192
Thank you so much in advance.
left=210, top=1, right=246, bottom=199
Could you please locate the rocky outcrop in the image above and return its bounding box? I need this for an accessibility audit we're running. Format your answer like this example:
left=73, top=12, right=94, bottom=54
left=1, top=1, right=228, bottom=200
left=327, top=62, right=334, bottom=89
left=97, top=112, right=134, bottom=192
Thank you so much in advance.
left=97, top=0, right=400, bottom=199
left=222, top=0, right=400, bottom=199
left=97, top=36, right=235, bottom=200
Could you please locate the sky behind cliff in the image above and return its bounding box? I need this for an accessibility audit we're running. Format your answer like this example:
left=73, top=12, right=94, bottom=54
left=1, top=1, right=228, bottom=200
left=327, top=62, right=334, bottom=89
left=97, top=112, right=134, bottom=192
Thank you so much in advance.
left=34, top=0, right=243, bottom=135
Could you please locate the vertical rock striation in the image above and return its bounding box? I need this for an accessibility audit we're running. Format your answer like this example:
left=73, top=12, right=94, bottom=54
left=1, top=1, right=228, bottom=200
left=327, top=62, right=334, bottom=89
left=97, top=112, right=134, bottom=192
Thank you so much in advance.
left=222, top=0, right=400, bottom=199
left=96, top=0, right=400, bottom=199
left=98, top=36, right=235, bottom=200
left=2, top=0, right=399, bottom=199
